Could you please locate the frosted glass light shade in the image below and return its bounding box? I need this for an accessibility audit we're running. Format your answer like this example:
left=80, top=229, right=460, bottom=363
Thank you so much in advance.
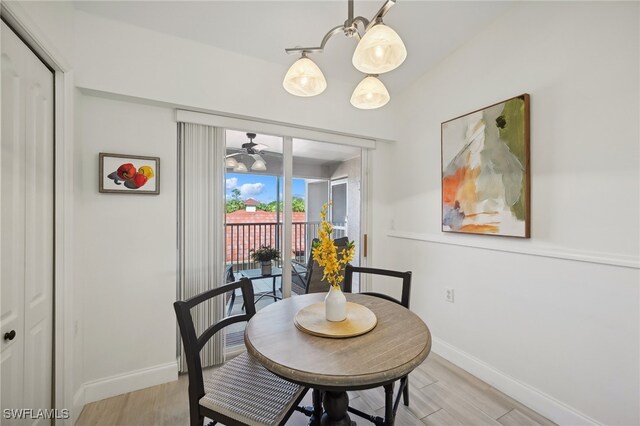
left=251, top=159, right=267, bottom=171
left=225, top=157, right=238, bottom=168
left=350, top=76, right=390, bottom=109
left=352, top=24, right=407, bottom=74
left=233, top=162, right=248, bottom=172
left=283, top=57, right=327, bottom=97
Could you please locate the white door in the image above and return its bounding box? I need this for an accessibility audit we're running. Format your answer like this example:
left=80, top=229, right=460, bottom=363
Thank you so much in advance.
left=1, top=21, right=54, bottom=424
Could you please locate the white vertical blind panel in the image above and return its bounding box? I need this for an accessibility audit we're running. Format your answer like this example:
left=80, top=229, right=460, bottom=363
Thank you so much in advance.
left=178, top=123, right=225, bottom=372
left=282, top=137, right=293, bottom=298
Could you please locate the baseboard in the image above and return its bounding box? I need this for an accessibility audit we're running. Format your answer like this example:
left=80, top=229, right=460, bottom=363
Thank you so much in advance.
left=71, top=386, right=86, bottom=425
left=431, top=338, right=601, bottom=426
left=83, top=361, right=178, bottom=404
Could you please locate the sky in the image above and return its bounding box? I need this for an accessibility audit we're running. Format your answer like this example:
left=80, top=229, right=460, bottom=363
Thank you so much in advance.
left=225, top=173, right=306, bottom=202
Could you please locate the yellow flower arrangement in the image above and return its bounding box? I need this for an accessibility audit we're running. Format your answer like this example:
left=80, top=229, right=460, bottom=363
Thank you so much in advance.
left=312, top=203, right=355, bottom=289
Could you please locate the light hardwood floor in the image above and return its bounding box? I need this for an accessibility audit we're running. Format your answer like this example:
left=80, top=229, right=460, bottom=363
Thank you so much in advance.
left=76, top=353, right=555, bottom=426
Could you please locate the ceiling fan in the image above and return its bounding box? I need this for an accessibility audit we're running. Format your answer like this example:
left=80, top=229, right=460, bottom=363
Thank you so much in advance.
left=225, top=133, right=269, bottom=172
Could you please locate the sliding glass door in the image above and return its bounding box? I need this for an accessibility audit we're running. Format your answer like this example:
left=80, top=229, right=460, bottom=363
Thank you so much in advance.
left=221, top=129, right=367, bottom=349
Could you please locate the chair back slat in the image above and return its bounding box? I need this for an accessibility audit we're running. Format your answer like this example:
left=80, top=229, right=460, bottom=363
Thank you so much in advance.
left=304, top=238, right=320, bottom=294
left=174, top=278, right=255, bottom=407
left=343, top=265, right=412, bottom=308
left=197, top=279, right=255, bottom=349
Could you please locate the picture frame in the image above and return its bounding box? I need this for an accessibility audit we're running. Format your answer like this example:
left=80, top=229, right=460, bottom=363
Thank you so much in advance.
left=441, top=94, right=530, bottom=238
left=99, top=153, right=160, bottom=195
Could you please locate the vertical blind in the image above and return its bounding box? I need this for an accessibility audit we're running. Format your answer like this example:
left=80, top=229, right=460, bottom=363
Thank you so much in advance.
left=177, top=122, right=225, bottom=372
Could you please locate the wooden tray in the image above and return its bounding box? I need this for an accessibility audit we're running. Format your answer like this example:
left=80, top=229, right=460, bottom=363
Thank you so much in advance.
left=294, top=302, right=377, bottom=338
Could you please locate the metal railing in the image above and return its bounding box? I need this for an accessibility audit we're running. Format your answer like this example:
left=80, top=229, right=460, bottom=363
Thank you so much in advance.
left=225, top=221, right=346, bottom=272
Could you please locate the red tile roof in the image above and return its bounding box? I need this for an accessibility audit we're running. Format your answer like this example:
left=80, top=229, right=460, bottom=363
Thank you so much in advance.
left=226, top=210, right=305, bottom=224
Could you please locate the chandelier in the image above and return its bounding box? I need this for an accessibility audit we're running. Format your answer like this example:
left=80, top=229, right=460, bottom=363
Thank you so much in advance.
left=283, top=0, right=406, bottom=110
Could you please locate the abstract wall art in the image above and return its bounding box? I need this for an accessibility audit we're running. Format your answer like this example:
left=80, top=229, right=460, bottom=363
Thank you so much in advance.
left=99, top=153, right=160, bottom=194
left=441, top=94, right=530, bottom=237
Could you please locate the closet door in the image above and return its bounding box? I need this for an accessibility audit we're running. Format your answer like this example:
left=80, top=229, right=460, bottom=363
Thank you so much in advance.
left=1, top=21, right=54, bottom=423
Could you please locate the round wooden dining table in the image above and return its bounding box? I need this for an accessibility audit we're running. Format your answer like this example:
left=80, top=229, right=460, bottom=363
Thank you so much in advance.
left=244, top=293, right=431, bottom=425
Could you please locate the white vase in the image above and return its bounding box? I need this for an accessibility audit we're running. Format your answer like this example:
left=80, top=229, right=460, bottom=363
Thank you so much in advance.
left=325, top=286, right=347, bottom=322
left=261, top=261, right=272, bottom=276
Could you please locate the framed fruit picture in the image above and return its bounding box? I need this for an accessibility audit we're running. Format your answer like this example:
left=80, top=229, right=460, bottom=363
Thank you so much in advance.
left=99, top=153, right=160, bottom=194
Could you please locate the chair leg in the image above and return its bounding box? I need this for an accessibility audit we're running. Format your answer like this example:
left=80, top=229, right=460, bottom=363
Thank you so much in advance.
left=190, top=408, right=204, bottom=426
left=402, top=376, right=409, bottom=406
left=384, top=383, right=395, bottom=426
left=227, top=291, right=236, bottom=317
left=272, top=277, right=278, bottom=302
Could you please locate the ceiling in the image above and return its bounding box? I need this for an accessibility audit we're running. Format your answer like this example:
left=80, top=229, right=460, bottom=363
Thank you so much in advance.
left=73, top=1, right=512, bottom=93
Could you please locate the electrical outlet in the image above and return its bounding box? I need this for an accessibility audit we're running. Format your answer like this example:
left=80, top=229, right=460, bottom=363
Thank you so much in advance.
left=445, top=288, right=455, bottom=303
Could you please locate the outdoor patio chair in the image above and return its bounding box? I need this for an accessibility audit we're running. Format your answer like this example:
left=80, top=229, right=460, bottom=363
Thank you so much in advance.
left=343, top=264, right=413, bottom=421
left=291, top=237, right=349, bottom=294
left=225, top=265, right=236, bottom=316
left=174, top=278, right=308, bottom=426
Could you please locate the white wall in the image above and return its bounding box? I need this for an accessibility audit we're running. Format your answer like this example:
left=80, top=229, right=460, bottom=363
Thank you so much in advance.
left=74, top=92, right=178, bottom=402
left=307, top=181, right=329, bottom=223
left=371, top=2, right=639, bottom=425
left=72, top=10, right=396, bottom=142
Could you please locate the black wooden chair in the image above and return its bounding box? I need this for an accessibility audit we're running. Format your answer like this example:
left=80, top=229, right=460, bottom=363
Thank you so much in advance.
left=343, top=264, right=413, bottom=425
left=174, top=278, right=308, bottom=426
left=225, top=265, right=236, bottom=316
left=291, top=238, right=317, bottom=295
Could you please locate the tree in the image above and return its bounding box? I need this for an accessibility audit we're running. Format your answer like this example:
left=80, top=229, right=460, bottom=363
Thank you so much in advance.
left=255, top=198, right=305, bottom=212
left=292, top=197, right=305, bottom=212
left=256, top=202, right=273, bottom=212
left=226, top=188, right=245, bottom=213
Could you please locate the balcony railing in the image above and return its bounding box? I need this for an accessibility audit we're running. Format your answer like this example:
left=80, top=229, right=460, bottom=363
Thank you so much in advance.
left=225, top=221, right=346, bottom=272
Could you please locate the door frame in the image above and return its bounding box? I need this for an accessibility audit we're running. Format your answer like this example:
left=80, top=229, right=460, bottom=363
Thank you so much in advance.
left=359, top=148, right=372, bottom=291
left=1, top=4, right=76, bottom=424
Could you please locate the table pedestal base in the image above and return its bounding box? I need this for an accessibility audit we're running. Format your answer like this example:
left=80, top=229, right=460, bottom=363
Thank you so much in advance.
left=320, top=391, right=355, bottom=426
